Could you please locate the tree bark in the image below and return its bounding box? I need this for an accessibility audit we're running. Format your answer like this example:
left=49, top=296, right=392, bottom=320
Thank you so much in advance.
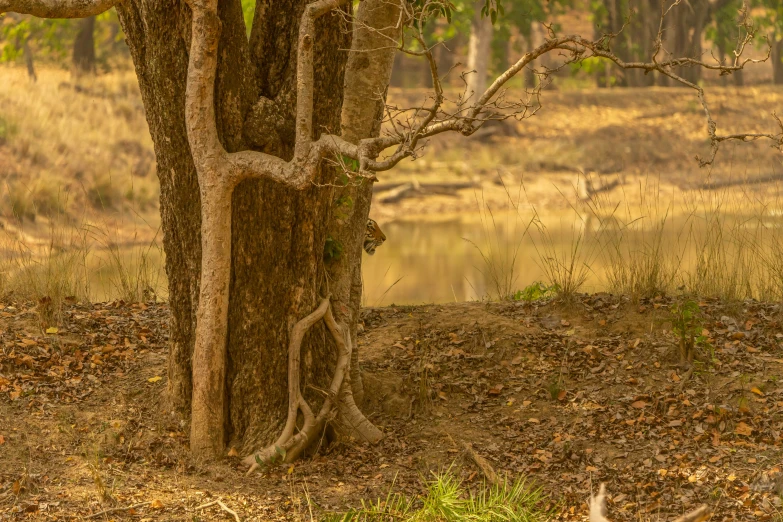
left=72, top=15, right=96, bottom=74
left=333, top=0, right=400, bottom=419
left=116, top=0, right=353, bottom=456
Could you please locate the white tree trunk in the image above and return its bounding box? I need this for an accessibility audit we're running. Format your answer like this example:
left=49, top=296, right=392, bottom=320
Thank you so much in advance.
left=466, top=1, right=493, bottom=102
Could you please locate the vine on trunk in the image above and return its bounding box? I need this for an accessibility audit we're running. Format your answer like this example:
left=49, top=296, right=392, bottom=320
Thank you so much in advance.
left=241, top=297, right=353, bottom=472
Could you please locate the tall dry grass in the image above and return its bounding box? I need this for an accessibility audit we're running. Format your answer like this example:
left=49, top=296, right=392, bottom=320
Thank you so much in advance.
left=0, top=191, right=166, bottom=327
left=463, top=185, right=534, bottom=300
left=0, top=65, right=164, bottom=323
left=469, top=172, right=783, bottom=304
left=0, top=66, right=158, bottom=224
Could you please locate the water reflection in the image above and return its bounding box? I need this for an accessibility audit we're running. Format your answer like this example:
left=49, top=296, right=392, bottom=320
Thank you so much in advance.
left=76, top=201, right=783, bottom=305
left=362, top=216, right=585, bottom=306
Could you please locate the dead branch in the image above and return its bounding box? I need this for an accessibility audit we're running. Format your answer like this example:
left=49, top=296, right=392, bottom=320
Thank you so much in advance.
left=702, top=172, right=783, bottom=190
left=341, top=1, right=782, bottom=176
left=373, top=181, right=478, bottom=194
left=376, top=180, right=478, bottom=203
left=461, top=441, right=499, bottom=485
left=195, top=499, right=241, bottom=522
left=0, top=0, right=119, bottom=18
left=85, top=501, right=151, bottom=519
left=590, top=483, right=710, bottom=522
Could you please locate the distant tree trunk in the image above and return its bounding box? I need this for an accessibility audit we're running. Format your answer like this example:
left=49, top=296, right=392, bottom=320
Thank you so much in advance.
left=467, top=0, right=492, bottom=100
left=390, top=52, right=430, bottom=88
left=718, top=47, right=728, bottom=87
left=773, top=34, right=783, bottom=85
left=732, top=66, right=744, bottom=87
left=631, top=0, right=657, bottom=87
left=491, top=26, right=509, bottom=79
left=524, top=31, right=536, bottom=88
left=667, top=0, right=721, bottom=86
left=73, top=16, right=96, bottom=74
left=17, top=36, right=37, bottom=82
left=433, top=33, right=459, bottom=88
left=593, top=22, right=608, bottom=88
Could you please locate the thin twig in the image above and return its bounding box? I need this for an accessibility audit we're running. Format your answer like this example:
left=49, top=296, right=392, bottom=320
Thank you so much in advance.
left=671, top=505, right=710, bottom=522
left=85, top=501, right=151, bottom=519
left=195, top=499, right=241, bottom=522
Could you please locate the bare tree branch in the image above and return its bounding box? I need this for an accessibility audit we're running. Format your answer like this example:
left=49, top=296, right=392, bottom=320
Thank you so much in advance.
left=0, top=0, right=119, bottom=18
left=339, top=1, right=783, bottom=175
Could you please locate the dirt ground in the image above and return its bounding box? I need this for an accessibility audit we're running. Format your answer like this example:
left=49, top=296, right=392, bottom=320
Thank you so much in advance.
left=1, top=294, right=782, bottom=521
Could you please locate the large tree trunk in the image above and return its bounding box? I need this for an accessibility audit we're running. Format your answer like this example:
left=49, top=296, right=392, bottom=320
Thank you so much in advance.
left=72, top=15, right=96, bottom=74
left=116, top=0, right=360, bottom=456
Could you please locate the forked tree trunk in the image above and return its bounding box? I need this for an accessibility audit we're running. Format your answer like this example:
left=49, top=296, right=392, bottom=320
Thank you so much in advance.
left=116, top=0, right=371, bottom=457
left=72, top=15, right=96, bottom=74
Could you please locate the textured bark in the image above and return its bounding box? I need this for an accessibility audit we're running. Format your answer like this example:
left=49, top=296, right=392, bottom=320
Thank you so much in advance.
left=0, top=0, right=118, bottom=17
left=72, top=15, right=95, bottom=74
left=225, top=1, right=351, bottom=454
left=119, top=0, right=352, bottom=456
left=115, top=0, right=201, bottom=418
left=332, top=0, right=400, bottom=424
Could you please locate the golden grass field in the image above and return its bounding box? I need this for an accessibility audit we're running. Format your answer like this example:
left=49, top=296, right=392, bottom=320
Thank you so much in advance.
left=1, top=65, right=783, bottom=307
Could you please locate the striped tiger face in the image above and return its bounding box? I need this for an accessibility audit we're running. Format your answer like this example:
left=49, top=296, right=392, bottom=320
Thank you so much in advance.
left=363, top=219, right=386, bottom=255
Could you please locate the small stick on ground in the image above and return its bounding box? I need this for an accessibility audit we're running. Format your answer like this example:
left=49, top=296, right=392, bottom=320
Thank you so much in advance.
left=461, top=441, right=499, bottom=485
left=591, top=484, right=710, bottom=522
left=678, top=366, right=695, bottom=390
left=672, top=505, right=710, bottom=522
left=195, top=499, right=241, bottom=522
left=85, top=501, right=152, bottom=519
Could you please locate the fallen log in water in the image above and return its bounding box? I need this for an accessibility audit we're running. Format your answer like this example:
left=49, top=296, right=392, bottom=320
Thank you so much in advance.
left=374, top=181, right=479, bottom=203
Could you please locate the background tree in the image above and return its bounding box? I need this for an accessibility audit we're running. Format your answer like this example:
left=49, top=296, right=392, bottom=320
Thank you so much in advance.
left=467, top=0, right=492, bottom=97
left=71, top=15, right=95, bottom=73
left=1, top=10, right=127, bottom=76
left=589, top=0, right=745, bottom=87
left=706, top=0, right=746, bottom=86
left=755, top=0, right=783, bottom=83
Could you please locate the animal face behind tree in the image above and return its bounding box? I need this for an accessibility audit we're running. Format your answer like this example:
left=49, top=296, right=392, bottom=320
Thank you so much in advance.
left=363, top=218, right=386, bottom=255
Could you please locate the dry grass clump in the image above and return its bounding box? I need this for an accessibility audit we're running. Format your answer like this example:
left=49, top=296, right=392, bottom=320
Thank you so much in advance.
left=594, top=181, right=783, bottom=303
left=468, top=172, right=783, bottom=305
left=0, top=65, right=163, bottom=320
left=0, top=65, right=158, bottom=223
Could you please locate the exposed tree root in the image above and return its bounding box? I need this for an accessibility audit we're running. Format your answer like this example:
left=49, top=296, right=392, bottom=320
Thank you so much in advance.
left=243, top=297, right=381, bottom=473
left=85, top=502, right=152, bottom=519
